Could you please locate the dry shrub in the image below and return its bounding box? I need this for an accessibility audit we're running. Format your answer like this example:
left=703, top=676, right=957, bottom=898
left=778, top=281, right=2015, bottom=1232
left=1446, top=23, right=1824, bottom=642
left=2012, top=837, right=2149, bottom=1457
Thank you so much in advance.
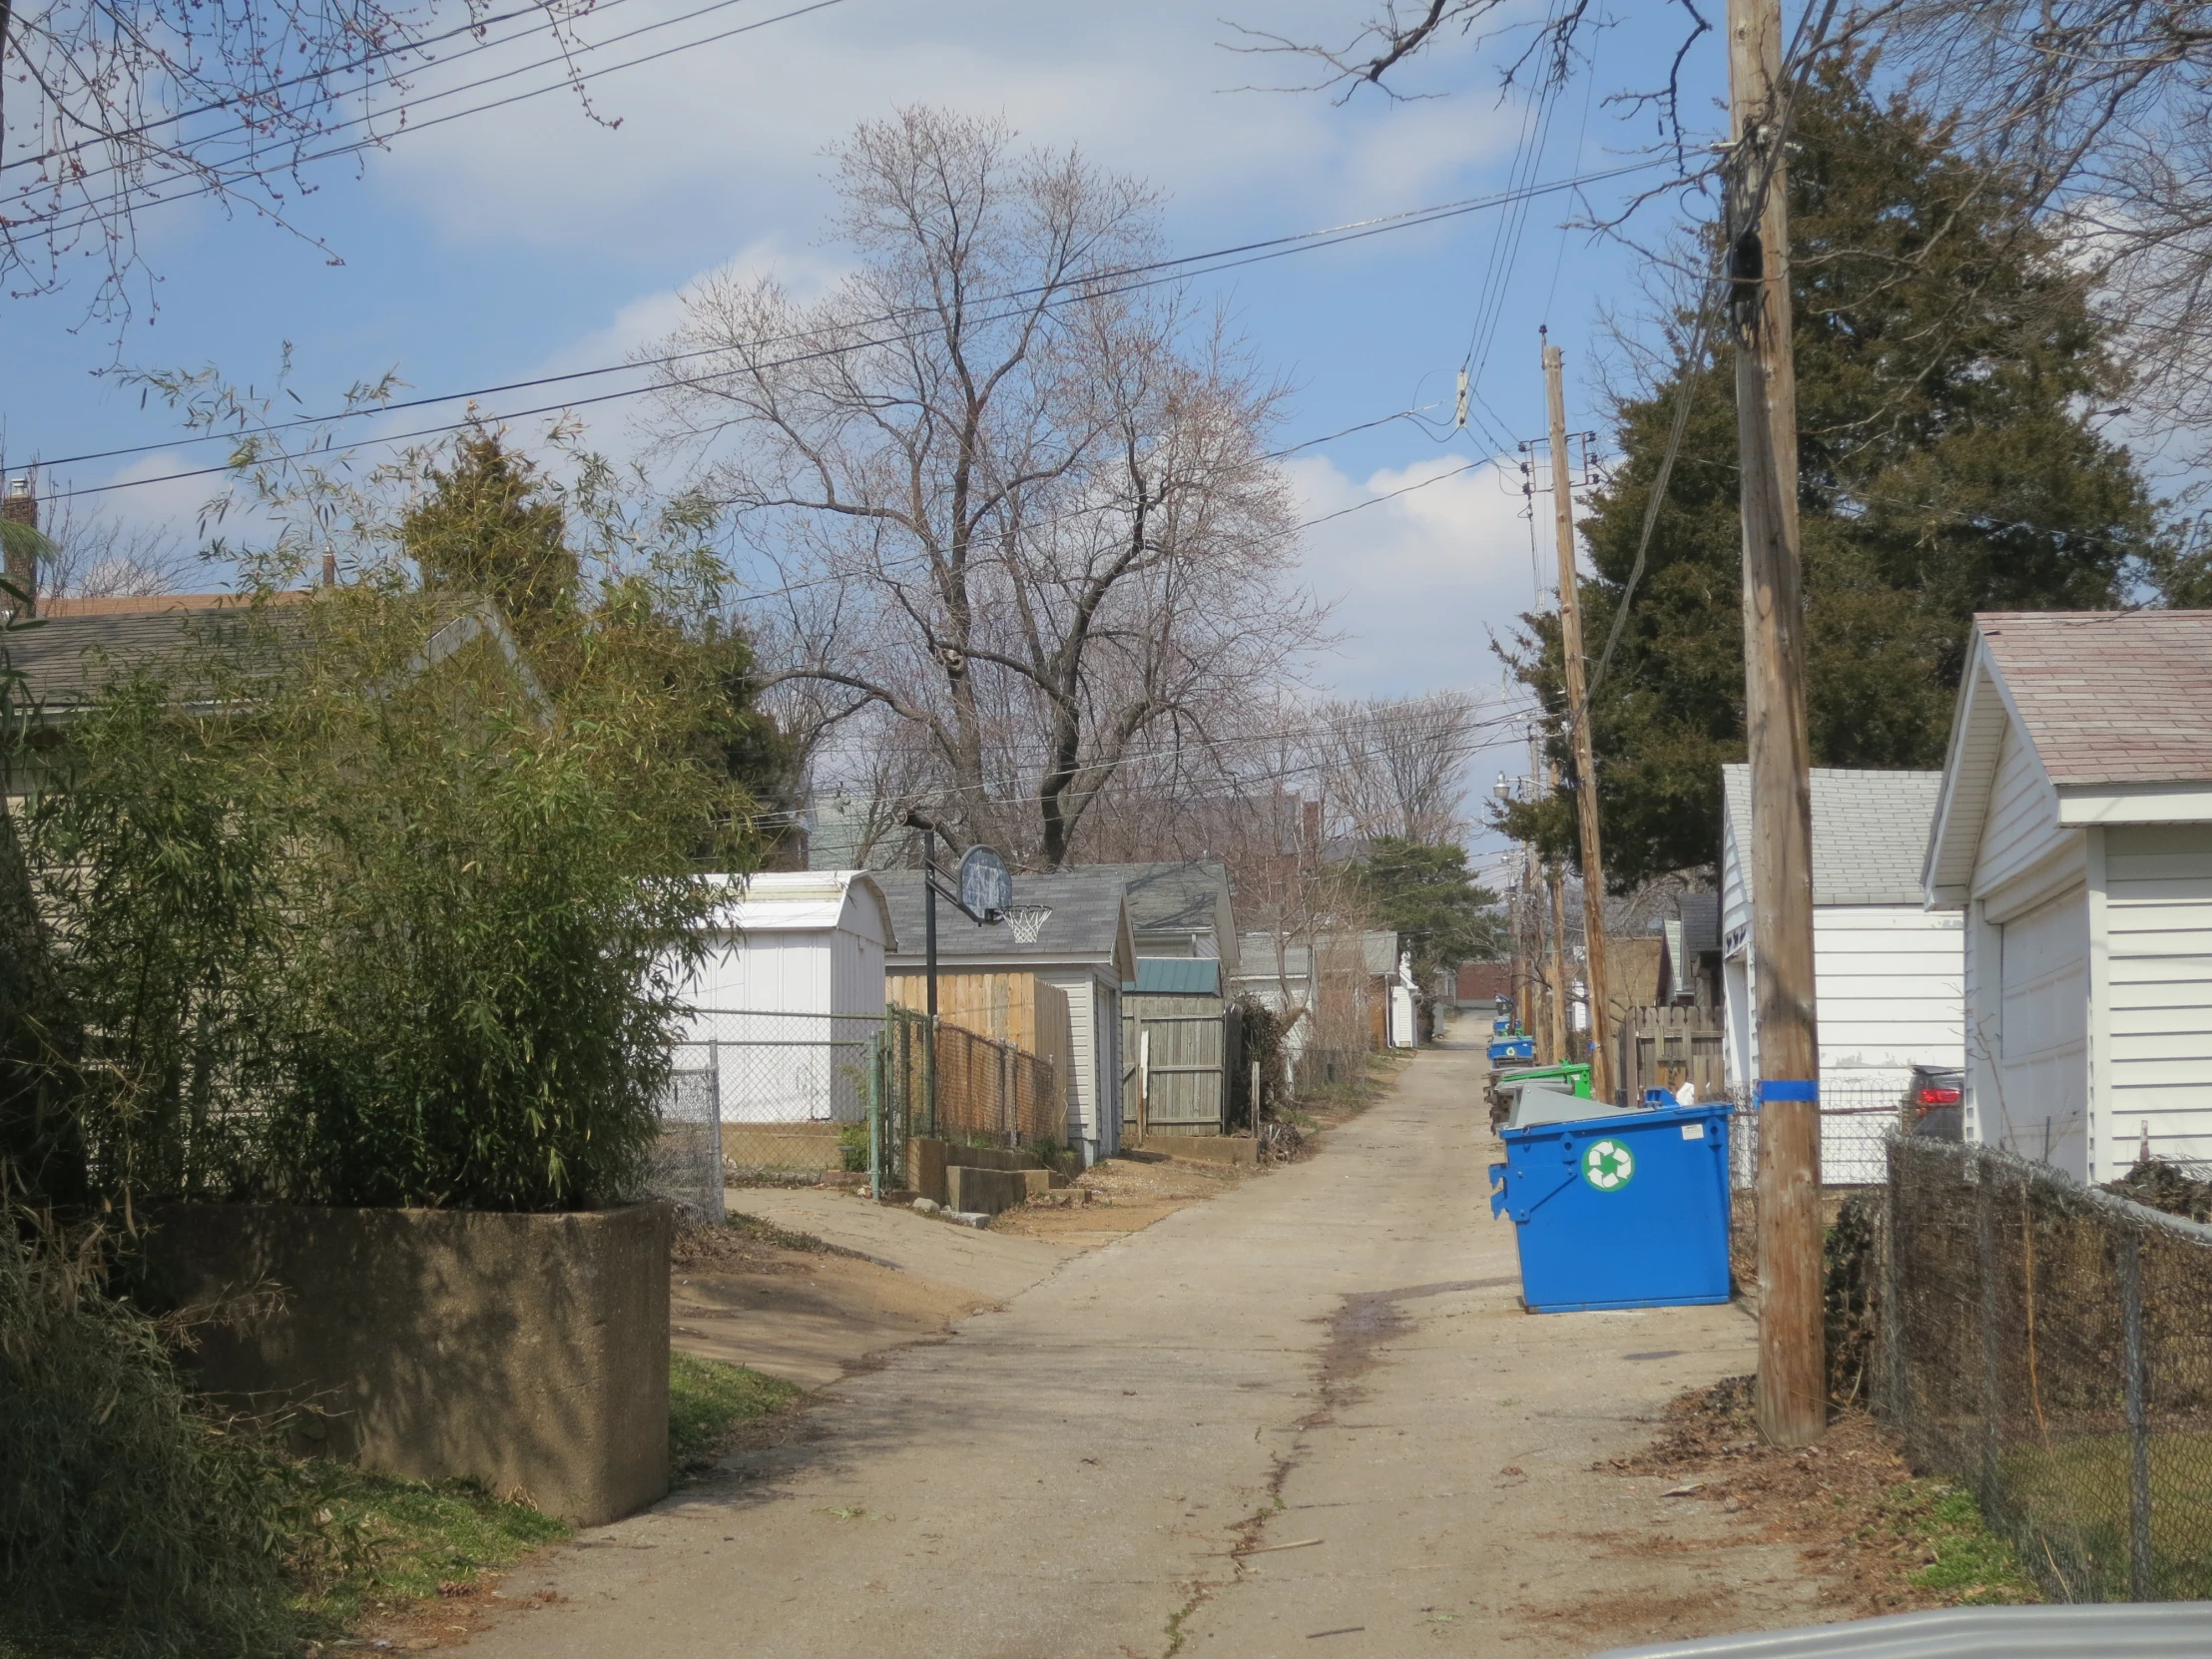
left=0, top=1220, right=324, bottom=1657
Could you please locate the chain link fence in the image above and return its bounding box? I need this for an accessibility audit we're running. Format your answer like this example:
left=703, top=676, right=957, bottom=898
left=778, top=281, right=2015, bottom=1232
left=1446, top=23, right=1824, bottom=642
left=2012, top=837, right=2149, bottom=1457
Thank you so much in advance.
left=649, top=1007, right=1064, bottom=1197
left=1880, top=1137, right=2212, bottom=1602
left=1725, top=1073, right=1909, bottom=1191
left=861, top=1009, right=1063, bottom=1191
left=661, top=1009, right=883, bottom=1184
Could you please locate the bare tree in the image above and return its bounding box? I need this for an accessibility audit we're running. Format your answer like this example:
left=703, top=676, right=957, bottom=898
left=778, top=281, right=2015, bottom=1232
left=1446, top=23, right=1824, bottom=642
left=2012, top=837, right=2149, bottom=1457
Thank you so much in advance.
left=1833, top=4, right=2212, bottom=461
left=31, top=496, right=197, bottom=599
left=1306, top=691, right=1480, bottom=844
left=1, top=0, right=599, bottom=323
left=645, top=108, right=1324, bottom=868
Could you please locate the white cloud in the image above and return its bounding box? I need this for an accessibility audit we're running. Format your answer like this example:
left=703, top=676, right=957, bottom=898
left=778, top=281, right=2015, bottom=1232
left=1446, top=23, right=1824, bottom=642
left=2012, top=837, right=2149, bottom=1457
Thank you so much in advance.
left=1288, top=447, right=1547, bottom=698
left=367, top=0, right=1531, bottom=254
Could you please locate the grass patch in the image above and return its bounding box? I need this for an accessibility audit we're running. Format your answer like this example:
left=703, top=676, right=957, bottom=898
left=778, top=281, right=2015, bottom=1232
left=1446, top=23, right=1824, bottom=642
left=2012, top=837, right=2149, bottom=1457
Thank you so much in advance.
left=1874, top=1480, right=2038, bottom=1605
left=669, top=1350, right=801, bottom=1470
left=293, top=1463, right=566, bottom=1628
left=1994, top=1432, right=2212, bottom=1598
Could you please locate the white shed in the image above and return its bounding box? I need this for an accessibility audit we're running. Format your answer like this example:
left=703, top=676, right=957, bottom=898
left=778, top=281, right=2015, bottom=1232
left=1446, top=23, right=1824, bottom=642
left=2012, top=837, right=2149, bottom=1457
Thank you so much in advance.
left=1722, top=764, right=1964, bottom=1181
left=1926, top=611, right=2212, bottom=1181
left=675, top=870, right=895, bottom=1125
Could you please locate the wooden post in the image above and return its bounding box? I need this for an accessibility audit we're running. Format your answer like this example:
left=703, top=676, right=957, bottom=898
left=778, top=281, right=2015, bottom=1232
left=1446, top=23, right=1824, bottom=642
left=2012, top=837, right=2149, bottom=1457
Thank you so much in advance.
left=1543, top=335, right=1615, bottom=1104
left=1137, top=1029, right=1150, bottom=1147
left=1730, top=0, right=1824, bottom=1447
left=1545, top=769, right=1570, bottom=1072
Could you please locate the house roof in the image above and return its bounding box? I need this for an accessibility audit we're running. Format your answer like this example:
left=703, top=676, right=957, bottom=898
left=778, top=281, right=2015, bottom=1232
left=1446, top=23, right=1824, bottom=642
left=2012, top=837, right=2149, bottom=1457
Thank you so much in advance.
left=1127, top=958, right=1220, bottom=996
left=1976, top=611, right=2212, bottom=787
left=1678, top=891, right=1721, bottom=957
left=1926, top=613, right=2212, bottom=904
left=1079, top=860, right=1237, bottom=970
left=876, top=869, right=1134, bottom=977
left=5, top=596, right=548, bottom=722
left=8, top=606, right=305, bottom=711
left=1724, top=764, right=1945, bottom=906
left=703, top=871, right=894, bottom=947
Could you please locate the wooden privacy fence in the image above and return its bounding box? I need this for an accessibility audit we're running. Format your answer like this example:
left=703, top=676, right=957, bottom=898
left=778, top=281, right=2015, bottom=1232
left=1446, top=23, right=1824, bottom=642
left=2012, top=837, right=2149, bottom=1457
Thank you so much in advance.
left=1617, top=1003, right=1725, bottom=1101
left=879, top=1005, right=1062, bottom=1152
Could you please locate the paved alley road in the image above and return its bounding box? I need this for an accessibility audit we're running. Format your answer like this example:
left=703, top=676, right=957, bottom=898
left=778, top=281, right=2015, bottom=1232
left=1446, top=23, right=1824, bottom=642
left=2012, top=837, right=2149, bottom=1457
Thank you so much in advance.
left=473, top=1043, right=1827, bottom=1659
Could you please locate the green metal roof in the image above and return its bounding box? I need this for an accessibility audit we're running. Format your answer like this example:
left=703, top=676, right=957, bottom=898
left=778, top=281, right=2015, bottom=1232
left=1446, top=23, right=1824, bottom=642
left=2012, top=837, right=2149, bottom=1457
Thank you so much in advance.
left=1126, top=958, right=1220, bottom=995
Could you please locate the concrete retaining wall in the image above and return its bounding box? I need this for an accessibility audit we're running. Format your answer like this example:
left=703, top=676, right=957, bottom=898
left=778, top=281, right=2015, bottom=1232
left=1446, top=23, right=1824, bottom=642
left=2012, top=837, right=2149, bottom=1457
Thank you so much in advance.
left=1145, top=1132, right=1259, bottom=1167
left=147, top=1202, right=671, bottom=1526
left=945, top=1164, right=1034, bottom=1216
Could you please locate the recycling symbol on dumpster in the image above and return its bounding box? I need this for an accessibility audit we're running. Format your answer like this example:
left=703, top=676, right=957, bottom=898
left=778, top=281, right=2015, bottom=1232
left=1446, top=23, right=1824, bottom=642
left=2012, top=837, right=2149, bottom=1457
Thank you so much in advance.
left=1582, top=1139, right=1634, bottom=1191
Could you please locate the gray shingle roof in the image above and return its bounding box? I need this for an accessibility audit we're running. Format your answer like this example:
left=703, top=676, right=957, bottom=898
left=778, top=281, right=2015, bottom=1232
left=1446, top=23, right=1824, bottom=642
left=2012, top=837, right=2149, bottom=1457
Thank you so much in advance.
left=1978, top=610, right=2212, bottom=786
left=875, top=869, right=1129, bottom=962
left=1724, top=764, right=1944, bottom=906
left=1678, top=891, right=1721, bottom=956
left=1079, top=860, right=1229, bottom=934
left=7, top=606, right=303, bottom=711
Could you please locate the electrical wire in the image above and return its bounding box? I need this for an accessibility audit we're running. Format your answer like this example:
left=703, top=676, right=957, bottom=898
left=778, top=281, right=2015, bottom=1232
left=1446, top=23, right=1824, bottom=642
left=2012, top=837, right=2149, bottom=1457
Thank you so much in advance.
left=14, top=0, right=854, bottom=240
left=1577, top=0, right=1846, bottom=704
left=31, top=160, right=1668, bottom=501
left=0, top=0, right=654, bottom=182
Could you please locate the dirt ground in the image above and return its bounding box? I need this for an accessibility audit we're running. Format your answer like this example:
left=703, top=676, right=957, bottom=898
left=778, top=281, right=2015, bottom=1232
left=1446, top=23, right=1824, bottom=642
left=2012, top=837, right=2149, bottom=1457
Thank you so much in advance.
left=1610, top=1379, right=2036, bottom=1621
left=988, top=1146, right=1257, bottom=1244
left=668, top=1209, right=997, bottom=1387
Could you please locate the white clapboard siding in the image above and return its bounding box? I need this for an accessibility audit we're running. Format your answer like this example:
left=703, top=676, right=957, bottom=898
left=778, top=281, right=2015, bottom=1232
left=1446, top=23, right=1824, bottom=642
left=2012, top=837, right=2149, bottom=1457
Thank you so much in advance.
left=1813, top=908, right=1965, bottom=1076
left=2104, top=825, right=2212, bottom=1168
left=1093, top=980, right=1122, bottom=1158
left=1974, top=721, right=2079, bottom=901
left=1724, top=909, right=1962, bottom=1082
left=1039, top=967, right=1106, bottom=1151
left=1993, top=884, right=2090, bottom=1176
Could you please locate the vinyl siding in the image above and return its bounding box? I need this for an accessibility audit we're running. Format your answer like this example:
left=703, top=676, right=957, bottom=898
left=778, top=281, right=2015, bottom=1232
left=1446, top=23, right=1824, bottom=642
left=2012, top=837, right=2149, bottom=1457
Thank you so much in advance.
left=1039, top=966, right=1119, bottom=1158
left=2103, top=824, right=2212, bottom=1170
left=1814, top=908, right=1965, bottom=1079
left=1992, top=884, right=2090, bottom=1177
left=1973, top=719, right=2080, bottom=902
left=1722, top=905, right=1963, bottom=1183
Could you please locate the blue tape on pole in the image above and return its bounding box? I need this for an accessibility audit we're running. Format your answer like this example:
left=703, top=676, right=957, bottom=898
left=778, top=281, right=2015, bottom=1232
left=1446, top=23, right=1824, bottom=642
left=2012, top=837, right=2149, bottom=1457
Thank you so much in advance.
left=1758, top=1079, right=1820, bottom=1104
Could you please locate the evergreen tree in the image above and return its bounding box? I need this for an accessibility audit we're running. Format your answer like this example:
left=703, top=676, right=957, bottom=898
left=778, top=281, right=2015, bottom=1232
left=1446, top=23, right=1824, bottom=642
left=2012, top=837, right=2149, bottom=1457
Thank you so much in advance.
left=1508, top=59, right=2166, bottom=887
left=1350, top=838, right=1506, bottom=991
left=402, top=432, right=580, bottom=641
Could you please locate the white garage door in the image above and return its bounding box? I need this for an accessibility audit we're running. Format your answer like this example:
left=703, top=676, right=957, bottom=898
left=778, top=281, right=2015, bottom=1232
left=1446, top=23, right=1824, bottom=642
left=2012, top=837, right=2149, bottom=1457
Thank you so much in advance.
left=1996, top=887, right=2088, bottom=1177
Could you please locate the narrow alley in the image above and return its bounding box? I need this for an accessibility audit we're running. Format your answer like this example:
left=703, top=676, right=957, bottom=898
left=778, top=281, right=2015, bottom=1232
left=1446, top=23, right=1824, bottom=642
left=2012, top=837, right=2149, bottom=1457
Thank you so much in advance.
left=468, top=1041, right=1823, bottom=1659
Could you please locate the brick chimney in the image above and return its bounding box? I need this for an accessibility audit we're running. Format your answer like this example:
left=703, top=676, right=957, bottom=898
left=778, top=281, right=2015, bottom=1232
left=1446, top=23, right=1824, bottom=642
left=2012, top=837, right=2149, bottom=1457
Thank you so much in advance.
left=2, top=474, right=37, bottom=619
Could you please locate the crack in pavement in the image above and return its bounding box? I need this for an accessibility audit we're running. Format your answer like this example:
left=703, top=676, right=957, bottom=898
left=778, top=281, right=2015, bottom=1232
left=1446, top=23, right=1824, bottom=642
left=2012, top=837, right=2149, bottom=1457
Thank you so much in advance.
left=1158, top=1278, right=1515, bottom=1657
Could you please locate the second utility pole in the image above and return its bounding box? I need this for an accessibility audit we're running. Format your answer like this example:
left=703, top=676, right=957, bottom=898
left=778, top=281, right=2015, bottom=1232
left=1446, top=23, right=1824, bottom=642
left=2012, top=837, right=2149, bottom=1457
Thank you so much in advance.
left=1730, top=0, right=1824, bottom=1447
left=1542, top=330, right=1615, bottom=1104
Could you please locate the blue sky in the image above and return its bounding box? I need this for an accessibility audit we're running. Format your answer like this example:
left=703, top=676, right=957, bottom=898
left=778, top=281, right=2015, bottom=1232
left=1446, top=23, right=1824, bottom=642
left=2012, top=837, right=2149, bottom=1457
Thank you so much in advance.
left=6, top=0, right=1731, bottom=859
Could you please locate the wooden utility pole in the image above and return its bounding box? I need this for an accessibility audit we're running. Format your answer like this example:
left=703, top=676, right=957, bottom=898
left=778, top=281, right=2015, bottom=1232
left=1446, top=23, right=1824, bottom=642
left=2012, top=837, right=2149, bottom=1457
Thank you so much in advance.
left=1729, top=0, right=1824, bottom=1447
left=1542, top=333, right=1615, bottom=1103
left=1545, top=856, right=1569, bottom=1067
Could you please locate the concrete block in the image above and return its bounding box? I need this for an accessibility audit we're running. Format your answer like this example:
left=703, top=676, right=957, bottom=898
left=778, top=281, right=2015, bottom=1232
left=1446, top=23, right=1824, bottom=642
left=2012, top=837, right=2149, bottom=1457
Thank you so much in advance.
left=945, top=1163, right=1032, bottom=1216
left=147, top=1201, right=671, bottom=1527
left=908, top=1137, right=948, bottom=1207
left=942, top=1144, right=1042, bottom=1172
left=1145, top=1133, right=1259, bottom=1167
left=1019, top=1168, right=1055, bottom=1200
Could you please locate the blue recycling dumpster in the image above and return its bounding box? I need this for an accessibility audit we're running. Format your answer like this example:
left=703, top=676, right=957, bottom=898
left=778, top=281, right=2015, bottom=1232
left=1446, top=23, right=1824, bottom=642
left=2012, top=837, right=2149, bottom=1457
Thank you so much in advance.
left=1487, top=1099, right=1732, bottom=1313
left=1487, top=1034, right=1535, bottom=1064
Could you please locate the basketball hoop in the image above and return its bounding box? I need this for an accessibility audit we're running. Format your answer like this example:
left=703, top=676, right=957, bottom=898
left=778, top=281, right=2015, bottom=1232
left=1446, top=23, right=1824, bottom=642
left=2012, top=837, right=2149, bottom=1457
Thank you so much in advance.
left=1002, top=902, right=1052, bottom=944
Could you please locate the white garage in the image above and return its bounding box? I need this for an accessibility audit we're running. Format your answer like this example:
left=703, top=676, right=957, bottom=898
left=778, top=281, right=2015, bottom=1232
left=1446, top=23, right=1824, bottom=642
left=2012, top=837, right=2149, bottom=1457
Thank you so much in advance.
left=1926, top=610, right=2212, bottom=1181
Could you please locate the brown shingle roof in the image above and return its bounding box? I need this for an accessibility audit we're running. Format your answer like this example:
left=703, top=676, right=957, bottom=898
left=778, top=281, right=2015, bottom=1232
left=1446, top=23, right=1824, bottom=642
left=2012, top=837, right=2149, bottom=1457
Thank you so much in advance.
left=1979, top=611, right=2212, bottom=787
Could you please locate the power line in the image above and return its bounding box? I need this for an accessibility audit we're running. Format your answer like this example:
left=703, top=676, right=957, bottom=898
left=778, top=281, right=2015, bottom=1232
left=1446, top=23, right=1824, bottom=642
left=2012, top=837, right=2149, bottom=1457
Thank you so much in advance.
left=32, top=160, right=1670, bottom=502
left=0, top=0, right=654, bottom=182
left=15, top=0, right=854, bottom=242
